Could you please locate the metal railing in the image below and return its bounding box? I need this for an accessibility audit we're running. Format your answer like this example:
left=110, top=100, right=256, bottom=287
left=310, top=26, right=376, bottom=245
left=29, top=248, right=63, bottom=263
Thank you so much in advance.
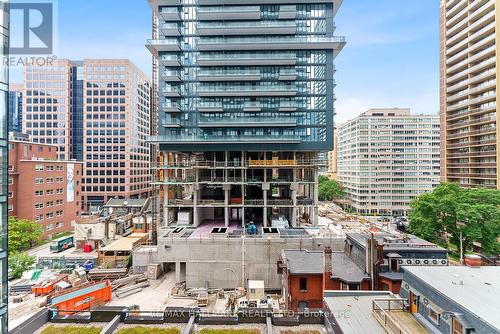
left=372, top=298, right=412, bottom=334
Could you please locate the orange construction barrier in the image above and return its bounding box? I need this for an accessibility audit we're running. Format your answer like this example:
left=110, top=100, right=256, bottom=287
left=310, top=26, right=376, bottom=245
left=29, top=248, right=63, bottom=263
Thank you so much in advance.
left=48, top=280, right=112, bottom=315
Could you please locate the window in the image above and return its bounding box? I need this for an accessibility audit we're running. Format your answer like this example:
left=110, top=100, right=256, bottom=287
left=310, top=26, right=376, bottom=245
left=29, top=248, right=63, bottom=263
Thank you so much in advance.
left=299, top=277, right=307, bottom=291
left=35, top=178, right=44, bottom=184
left=35, top=190, right=44, bottom=196
left=298, top=301, right=309, bottom=310
left=428, top=308, right=440, bottom=324
left=341, top=282, right=360, bottom=291
left=35, top=164, right=44, bottom=171
left=452, top=318, right=464, bottom=334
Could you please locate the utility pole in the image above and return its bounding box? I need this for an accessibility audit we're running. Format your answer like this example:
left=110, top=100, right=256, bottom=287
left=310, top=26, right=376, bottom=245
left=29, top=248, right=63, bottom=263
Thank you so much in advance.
left=459, top=230, right=464, bottom=265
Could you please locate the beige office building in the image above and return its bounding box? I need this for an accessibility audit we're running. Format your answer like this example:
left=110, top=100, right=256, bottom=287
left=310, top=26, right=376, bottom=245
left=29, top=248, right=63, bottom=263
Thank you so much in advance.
left=440, top=0, right=498, bottom=189
left=23, top=59, right=74, bottom=160
left=23, top=59, right=151, bottom=210
left=336, top=109, right=440, bottom=216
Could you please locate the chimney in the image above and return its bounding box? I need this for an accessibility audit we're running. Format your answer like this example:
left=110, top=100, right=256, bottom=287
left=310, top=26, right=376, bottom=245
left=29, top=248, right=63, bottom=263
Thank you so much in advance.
left=464, top=254, right=481, bottom=267
left=323, top=246, right=333, bottom=290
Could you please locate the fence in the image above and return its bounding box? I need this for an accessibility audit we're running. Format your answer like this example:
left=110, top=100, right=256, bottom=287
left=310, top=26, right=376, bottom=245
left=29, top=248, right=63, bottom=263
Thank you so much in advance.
left=372, top=298, right=412, bottom=334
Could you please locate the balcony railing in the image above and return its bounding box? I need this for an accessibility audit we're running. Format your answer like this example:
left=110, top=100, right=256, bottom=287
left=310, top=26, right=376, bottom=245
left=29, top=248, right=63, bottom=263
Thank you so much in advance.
left=151, top=134, right=301, bottom=144
left=372, top=298, right=413, bottom=334
left=198, top=116, right=297, bottom=127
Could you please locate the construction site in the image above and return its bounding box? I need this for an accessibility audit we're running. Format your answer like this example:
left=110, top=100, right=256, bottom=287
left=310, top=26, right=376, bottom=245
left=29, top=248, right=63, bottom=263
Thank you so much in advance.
left=155, top=151, right=323, bottom=228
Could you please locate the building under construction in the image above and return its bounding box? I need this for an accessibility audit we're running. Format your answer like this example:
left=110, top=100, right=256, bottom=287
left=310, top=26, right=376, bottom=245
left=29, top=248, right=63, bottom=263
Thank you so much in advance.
left=147, top=0, right=345, bottom=229
left=155, top=152, right=323, bottom=228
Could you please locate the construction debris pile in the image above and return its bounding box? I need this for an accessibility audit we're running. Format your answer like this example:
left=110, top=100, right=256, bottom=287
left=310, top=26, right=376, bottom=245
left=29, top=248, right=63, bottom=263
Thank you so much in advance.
left=318, top=202, right=372, bottom=237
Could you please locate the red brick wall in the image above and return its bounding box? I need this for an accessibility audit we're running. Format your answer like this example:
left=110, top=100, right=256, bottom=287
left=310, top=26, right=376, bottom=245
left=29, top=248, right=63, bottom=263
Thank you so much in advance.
left=8, top=141, right=82, bottom=239
left=287, top=274, right=324, bottom=311
left=379, top=277, right=402, bottom=294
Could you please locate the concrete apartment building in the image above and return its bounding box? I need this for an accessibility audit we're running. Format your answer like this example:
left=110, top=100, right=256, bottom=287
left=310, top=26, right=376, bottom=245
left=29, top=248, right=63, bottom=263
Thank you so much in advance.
left=337, top=108, right=440, bottom=216
left=440, top=0, right=499, bottom=189
left=146, top=0, right=345, bottom=229
left=22, top=59, right=151, bottom=210
left=8, top=83, right=23, bottom=133
left=8, top=133, right=83, bottom=239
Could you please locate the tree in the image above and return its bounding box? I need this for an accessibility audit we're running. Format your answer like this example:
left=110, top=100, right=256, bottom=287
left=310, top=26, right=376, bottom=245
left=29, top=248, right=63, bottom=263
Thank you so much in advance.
left=9, top=252, right=36, bottom=279
left=408, top=183, right=500, bottom=256
left=318, top=175, right=345, bottom=201
left=8, top=217, right=43, bottom=254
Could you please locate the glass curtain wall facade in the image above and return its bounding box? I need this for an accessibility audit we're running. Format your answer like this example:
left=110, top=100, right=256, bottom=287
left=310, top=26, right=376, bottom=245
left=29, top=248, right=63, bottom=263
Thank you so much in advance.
left=0, top=1, right=7, bottom=331
left=147, top=0, right=344, bottom=228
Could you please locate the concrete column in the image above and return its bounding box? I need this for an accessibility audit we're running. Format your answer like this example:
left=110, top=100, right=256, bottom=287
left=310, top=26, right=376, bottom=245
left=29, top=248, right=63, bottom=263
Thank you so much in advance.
left=175, top=261, right=181, bottom=283
left=241, top=207, right=245, bottom=227
left=224, top=188, right=230, bottom=227
left=193, top=188, right=199, bottom=227
left=163, top=185, right=169, bottom=226
left=313, top=168, right=319, bottom=226
left=263, top=189, right=268, bottom=227
left=291, top=184, right=297, bottom=227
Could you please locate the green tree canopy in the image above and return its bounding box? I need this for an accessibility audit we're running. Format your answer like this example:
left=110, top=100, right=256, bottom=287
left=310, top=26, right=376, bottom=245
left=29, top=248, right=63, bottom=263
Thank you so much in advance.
left=318, top=175, right=345, bottom=201
left=8, top=252, right=36, bottom=279
left=8, top=216, right=43, bottom=254
left=408, top=183, right=500, bottom=255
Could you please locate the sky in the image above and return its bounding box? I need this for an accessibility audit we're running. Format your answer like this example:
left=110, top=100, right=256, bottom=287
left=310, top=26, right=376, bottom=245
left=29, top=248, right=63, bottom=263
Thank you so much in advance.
left=10, top=0, right=440, bottom=123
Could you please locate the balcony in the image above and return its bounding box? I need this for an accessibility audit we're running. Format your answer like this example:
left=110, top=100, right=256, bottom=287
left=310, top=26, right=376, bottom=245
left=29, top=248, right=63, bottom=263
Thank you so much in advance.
left=160, top=23, right=180, bottom=36
left=161, top=119, right=181, bottom=128
left=197, top=6, right=261, bottom=21
left=279, top=101, right=299, bottom=111
left=161, top=70, right=181, bottom=82
left=198, top=116, right=297, bottom=128
left=199, top=0, right=342, bottom=6
left=197, top=85, right=297, bottom=97
left=161, top=103, right=181, bottom=112
left=448, top=150, right=497, bottom=158
left=159, top=7, right=180, bottom=21
left=146, top=39, right=181, bottom=54
left=161, top=86, right=181, bottom=97
left=197, top=53, right=297, bottom=66
left=160, top=55, right=181, bottom=66
left=151, top=134, right=301, bottom=144
left=197, top=21, right=296, bottom=36
left=197, top=102, right=224, bottom=113
left=279, top=5, right=296, bottom=19
left=197, top=36, right=346, bottom=51
left=243, top=101, right=262, bottom=112
left=372, top=298, right=431, bottom=334
left=278, top=68, right=299, bottom=80
left=197, top=69, right=261, bottom=82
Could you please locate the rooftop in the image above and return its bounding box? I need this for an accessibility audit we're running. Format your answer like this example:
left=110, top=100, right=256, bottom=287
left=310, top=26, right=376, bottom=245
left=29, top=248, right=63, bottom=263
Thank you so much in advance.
left=99, top=233, right=148, bottom=252
left=347, top=232, right=446, bottom=253
left=324, top=291, right=394, bottom=334
left=281, top=249, right=323, bottom=274
left=331, top=251, right=370, bottom=283
left=403, top=266, right=500, bottom=331
left=104, top=198, right=149, bottom=208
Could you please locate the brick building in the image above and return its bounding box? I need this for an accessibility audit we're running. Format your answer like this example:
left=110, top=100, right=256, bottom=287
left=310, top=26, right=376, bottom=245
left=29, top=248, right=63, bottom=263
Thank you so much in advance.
left=279, top=232, right=448, bottom=311
left=8, top=133, right=83, bottom=238
left=280, top=247, right=370, bottom=311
